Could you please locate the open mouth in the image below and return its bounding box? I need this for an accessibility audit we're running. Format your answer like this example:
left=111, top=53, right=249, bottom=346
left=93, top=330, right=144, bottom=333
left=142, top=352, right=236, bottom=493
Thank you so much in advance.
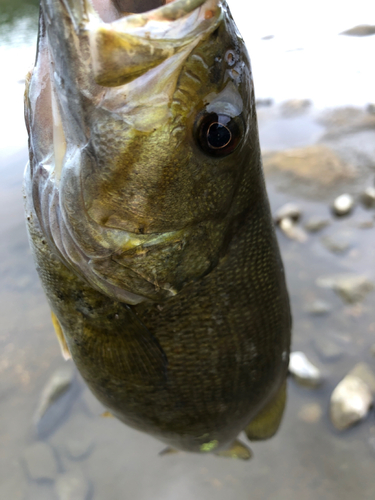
left=90, top=0, right=209, bottom=22
left=85, top=0, right=221, bottom=86
left=93, top=0, right=177, bottom=19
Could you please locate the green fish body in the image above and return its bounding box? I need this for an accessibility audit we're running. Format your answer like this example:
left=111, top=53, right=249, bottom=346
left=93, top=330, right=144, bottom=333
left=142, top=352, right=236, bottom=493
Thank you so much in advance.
left=24, top=0, right=291, bottom=456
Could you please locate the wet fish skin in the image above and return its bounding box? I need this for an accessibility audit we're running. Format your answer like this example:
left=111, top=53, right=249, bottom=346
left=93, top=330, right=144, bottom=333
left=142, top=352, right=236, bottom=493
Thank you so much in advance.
left=24, top=0, right=291, bottom=455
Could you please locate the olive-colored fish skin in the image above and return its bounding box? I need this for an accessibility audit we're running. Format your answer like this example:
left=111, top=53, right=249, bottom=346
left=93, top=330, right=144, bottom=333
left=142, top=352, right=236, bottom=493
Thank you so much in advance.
left=24, top=0, right=291, bottom=455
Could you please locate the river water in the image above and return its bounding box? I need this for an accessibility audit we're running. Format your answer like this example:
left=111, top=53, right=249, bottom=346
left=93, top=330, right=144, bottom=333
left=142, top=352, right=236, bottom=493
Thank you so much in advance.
left=0, top=1, right=374, bottom=499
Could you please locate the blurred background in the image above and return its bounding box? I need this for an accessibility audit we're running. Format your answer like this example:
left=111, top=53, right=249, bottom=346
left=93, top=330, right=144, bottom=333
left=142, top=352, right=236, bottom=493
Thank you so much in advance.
left=0, top=1, right=374, bottom=499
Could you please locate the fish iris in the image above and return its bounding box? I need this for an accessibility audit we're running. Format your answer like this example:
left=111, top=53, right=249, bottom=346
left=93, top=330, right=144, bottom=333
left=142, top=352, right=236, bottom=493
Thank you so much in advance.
left=207, top=122, right=231, bottom=149
left=195, top=112, right=243, bottom=157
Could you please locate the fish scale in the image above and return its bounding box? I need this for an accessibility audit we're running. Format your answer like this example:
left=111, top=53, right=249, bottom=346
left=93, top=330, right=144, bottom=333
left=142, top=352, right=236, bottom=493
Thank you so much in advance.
left=24, top=0, right=291, bottom=457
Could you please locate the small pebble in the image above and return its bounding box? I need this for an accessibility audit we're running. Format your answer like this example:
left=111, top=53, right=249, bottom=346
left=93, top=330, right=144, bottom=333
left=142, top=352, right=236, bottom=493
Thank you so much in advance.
left=34, top=365, right=75, bottom=424
left=279, top=217, right=308, bottom=243
left=357, top=218, right=374, bottom=229
left=361, top=186, right=375, bottom=208
left=66, top=436, right=95, bottom=461
left=280, top=99, right=312, bottom=117
left=321, top=232, right=353, bottom=254
left=274, top=203, right=301, bottom=223
left=304, top=216, right=330, bottom=233
left=306, top=299, right=331, bottom=316
left=330, top=375, right=372, bottom=430
left=55, top=471, right=90, bottom=500
left=312, top=337, right=345, bottom=362
left=289, top=351, right=323, bottom=387
left=316, top=274, right=374, bottom=304
left=332, top=194, right=354, bottom=216
left=23, top=442, right=58, bottom=481
left=298, top=403, right=323, bottom=423
left=256, top=97, right=273, bottom=106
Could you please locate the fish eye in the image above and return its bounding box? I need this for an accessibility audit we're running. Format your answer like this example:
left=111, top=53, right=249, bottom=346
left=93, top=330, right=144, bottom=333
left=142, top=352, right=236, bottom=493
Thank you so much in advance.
left=194, top=112, right=244, bottom=157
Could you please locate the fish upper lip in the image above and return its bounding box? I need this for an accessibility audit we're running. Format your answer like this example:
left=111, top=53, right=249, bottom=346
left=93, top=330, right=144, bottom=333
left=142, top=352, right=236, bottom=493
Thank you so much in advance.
left=84, top=0, right=210, bottom=26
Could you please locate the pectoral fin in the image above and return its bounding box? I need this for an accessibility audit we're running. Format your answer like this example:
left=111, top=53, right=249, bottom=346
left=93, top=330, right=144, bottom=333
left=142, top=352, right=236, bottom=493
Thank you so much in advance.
left=245, top=381, right=287, bottom=441
left=51, top=311, right=71, bottom=360
left=215, top=439, right=252, bottom=460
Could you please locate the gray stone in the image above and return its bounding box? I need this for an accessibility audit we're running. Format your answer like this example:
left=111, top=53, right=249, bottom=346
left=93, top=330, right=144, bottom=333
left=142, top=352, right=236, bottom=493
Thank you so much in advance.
left=371, top=344, right=375, bottom=357
left=35, top=364, right=75, bottom=423
left=332, top=194, right=354, bottom=216
left=274, top=203, right=301, bottom=223
left=23, top=442, right=58, bottom=481
left=367, top=103, right=375, bottom=115
left=312, top=337, right=344, bottom=362
left=316, top=274, right=374, bottom=303
left=304, top=216, right=330, bottom=233
left=321, top=232, right=353, bottom=254
left=256, top=97, right=273, bottom=106
left=319, top=106, right=375, bottom=137
left=306, top=299, right=332, bottom=316
left=289, top=351, right=323, bottom=387
left=55, top=471, right=90, bottom=500
left=357, top=218, right=374, bottom=229
left=66, top=435, right=95, bottom=461
left=280, top=99, right=312, bottom=117
left=279, top=217, right=308, bottom=243
left=361, top=186, right=375, bottom=208
left=330, top=375, right=373, bottom=430
left=340, top=24, right=375, bottom=37
left=262, top=146, right=356, bottom=198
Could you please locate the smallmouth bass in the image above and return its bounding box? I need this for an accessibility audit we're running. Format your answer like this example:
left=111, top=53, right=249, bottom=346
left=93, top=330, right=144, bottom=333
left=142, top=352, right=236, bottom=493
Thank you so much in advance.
left=24, top=0, right=291, bottom=457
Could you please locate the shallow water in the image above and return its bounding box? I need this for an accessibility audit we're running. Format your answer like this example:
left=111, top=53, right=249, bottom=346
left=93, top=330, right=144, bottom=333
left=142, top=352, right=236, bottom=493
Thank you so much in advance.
left=1, top=2, right=374, bottom=499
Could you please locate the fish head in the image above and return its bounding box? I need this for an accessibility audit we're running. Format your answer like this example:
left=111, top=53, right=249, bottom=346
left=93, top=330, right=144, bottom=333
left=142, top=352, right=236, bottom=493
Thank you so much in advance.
left=26, top=0, right=262, bottom=304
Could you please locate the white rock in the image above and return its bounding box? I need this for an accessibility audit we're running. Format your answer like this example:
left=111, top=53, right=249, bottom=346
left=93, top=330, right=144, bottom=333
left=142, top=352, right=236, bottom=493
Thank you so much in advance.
left=55, top=471, right=90, bottom=500
left=330, top=375, right=373, bottom=430
left=289, top=351, right=322, bottom=387
left=279, top=217, right=308, bottom=243
left=332, top=194, right=354, bottom=216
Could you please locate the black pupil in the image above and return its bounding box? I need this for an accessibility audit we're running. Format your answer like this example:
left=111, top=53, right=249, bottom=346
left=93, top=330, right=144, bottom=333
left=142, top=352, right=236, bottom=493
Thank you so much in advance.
left=207, top=122, right=231, bottom=149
